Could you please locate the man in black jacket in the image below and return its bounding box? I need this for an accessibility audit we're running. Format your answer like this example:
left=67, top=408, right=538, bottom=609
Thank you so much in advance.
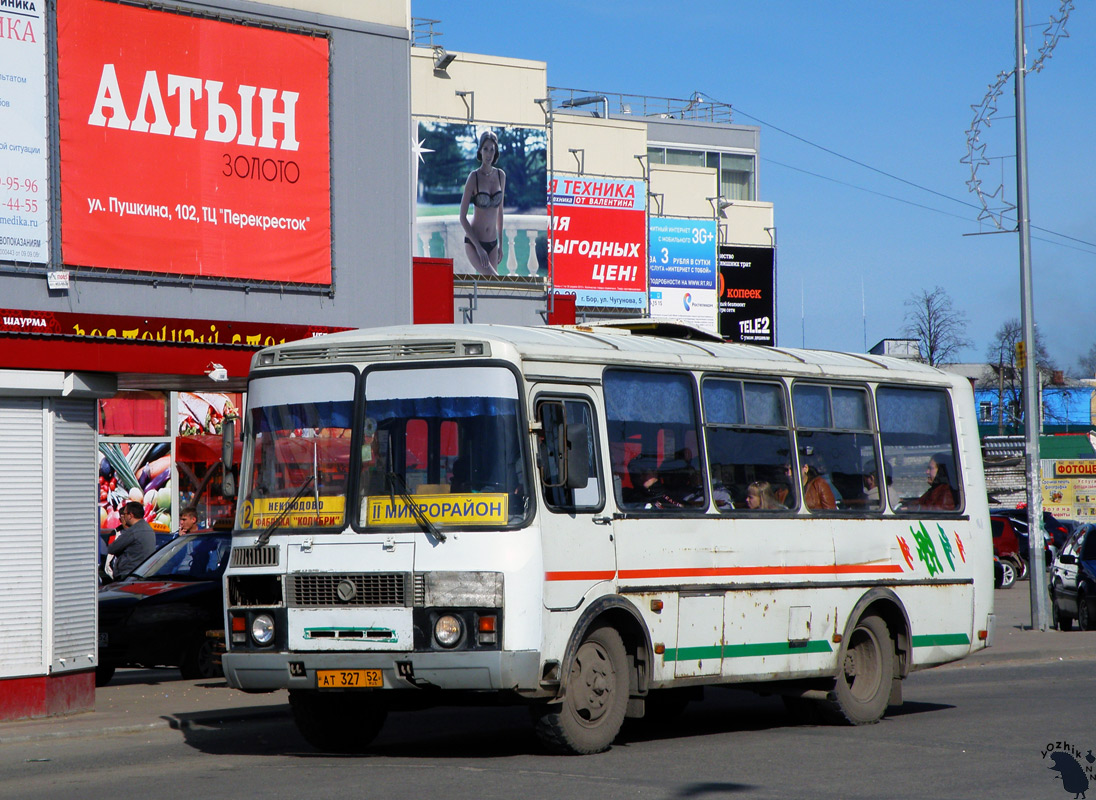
left=107, top=501, right=156, bottom=580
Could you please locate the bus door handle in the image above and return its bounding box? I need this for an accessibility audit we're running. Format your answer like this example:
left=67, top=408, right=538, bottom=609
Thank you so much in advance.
left=592, top=516, right=613, bottom=525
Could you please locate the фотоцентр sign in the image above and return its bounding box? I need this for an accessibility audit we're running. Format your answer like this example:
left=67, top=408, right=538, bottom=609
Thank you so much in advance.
left=57, top=0, right=332, bottom=283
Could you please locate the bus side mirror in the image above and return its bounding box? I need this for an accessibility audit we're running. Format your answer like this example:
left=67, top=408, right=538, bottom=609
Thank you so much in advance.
left=221, top=417, right=236, bottom=498
left=565, top=423, right=589, bottom=490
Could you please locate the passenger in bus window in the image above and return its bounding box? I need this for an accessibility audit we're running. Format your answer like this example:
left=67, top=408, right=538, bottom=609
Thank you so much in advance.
left=776, top=464, right=795, bottom=507
left=746, top=481, right=782, bottom=510
left=711, top=479, right=734, bottom=511
left=905, top=453, right=958, bottom=511
left=800, top=459, right=837, bottom=511
left=624, top=457, right=682, bottom=510
left=861, top=460, right=900, bottom=509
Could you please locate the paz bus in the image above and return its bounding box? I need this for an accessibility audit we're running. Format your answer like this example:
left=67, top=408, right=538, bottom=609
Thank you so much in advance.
left=219, top=321, right=994, bottom=754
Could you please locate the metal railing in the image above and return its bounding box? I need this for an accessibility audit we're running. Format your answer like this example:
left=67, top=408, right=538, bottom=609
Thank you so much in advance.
left=548, top=87, right=734, bottom=124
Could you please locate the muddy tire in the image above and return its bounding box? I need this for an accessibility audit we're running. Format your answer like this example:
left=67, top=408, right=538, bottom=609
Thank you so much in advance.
left=822, top=615, right=894, bottom=725
left=289, top=690, right=387, bottom=753
left=533, top=625, right=629, bottom=754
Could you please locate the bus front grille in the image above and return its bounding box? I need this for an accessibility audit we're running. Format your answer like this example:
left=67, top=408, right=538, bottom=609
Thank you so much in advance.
left=231, top=545, right=279, bottom=567
left=288, top=573, right=411, bottom=607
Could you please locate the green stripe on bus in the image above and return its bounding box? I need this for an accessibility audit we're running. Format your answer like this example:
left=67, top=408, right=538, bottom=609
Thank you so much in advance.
left=911, top=633, right=971, bottom=647
left=724, top=640, right=833, bottom=658
left=664, top=640, right=833, bottom=662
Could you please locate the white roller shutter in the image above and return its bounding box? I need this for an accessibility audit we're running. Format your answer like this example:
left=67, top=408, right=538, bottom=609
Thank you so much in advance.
left=0, top=398, right=47, bottom=679
left=50, top=399, right=98, bottom=674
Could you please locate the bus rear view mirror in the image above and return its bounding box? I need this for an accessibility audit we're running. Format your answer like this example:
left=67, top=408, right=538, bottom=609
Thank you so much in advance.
left=565, top=423, right=589, bottom=490
left=221, top=417, right=236, bottom=498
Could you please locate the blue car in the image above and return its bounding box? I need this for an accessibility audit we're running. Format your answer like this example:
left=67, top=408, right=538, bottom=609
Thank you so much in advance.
left=1050, top=523, right=1096, bottom=631
left=97, top=532, right=231, bottom=685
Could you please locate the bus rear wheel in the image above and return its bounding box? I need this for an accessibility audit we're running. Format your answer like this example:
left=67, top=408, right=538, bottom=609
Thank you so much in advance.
left=823, top=614, right=894, bottom=725
left=533, top=625, right=629, bottom=754
left=289, top=690, right=387, bottom=753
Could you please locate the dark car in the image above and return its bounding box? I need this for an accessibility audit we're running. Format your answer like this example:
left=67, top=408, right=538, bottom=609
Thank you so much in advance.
left=992, top=508, right=1074, bottom=552
left=97, top=532, right=231, bottom=686
left=1050, top=523, right=1096, bottom=631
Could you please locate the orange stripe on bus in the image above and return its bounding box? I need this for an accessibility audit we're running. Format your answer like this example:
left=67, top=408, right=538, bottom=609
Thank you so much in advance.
left=545, top=571, right=617, bottom=581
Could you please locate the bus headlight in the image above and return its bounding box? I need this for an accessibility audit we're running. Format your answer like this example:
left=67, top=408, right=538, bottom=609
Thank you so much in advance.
left=251, top=613, right=275, bottom=646
left=434, top=615, right=463, bottom=648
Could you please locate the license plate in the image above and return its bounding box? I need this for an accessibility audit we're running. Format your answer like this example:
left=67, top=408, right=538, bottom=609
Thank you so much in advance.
left=316, top=669, right=383, bottom=688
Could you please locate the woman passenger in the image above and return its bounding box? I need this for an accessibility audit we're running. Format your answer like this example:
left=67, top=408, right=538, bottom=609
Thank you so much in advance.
left=801, top=461, right=837, bottom=511
left=907, top=453, right=958, bottom=511
left=746, top=481, right=782, bottom=510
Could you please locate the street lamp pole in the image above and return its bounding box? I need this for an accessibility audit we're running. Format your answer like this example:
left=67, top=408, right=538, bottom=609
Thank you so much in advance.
left=1014, top=0, right=1048, bottom=630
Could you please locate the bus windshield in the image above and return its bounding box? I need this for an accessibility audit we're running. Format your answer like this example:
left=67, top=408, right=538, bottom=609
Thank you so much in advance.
left=358, top=365, right=529, bottom=529
left=240, top=370, right=355, bottom=530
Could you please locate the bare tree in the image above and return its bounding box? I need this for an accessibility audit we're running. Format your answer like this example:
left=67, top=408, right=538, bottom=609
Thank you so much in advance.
left=1077, top=343, right=1096, bottom=379
left=903, top=287, right=972, bottom=366
left=983, top=318, right=1056, bottom=431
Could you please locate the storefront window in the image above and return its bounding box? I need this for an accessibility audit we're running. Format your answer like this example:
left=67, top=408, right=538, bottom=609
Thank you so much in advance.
left=98, top=391, right=171, bottom=536
left=176, top=392, right=242, bottom=530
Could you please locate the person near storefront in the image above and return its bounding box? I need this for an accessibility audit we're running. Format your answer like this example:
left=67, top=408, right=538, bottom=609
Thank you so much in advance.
left=107, top=501, right=156, bottom=580
left=175, top=506, right=200, bottom=537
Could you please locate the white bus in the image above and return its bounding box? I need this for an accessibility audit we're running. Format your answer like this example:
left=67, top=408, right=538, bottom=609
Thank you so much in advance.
left=220, top=321, right=994, bottom=754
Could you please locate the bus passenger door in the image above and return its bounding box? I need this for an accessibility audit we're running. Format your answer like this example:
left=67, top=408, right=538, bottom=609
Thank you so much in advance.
left=533, top=390, right=616, bottom=611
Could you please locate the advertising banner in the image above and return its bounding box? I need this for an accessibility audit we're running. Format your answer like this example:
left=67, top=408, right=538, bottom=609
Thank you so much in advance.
left=57, top=0, right=332, bottom=283
left=0, top=0, right=49, bottom=263
left=549, top=176, right=647, bottom=310
left=719, top=245, right=775, bottom=345
left=0, top=306, right=349, bottom=346
left=415, top=121, right=547, bottom=278
left=1071, top=478, right=1096, bottom=519
left=1041, top=477, right=1074, bottom=518
left=649, top=218, right=717, bottom=333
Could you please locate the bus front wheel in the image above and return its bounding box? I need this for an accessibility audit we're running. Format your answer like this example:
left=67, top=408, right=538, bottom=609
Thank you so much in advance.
left=824, top=614, right=894, bottom=725
left=289, top=690, right=387, bottom=753
left=533, top=625, right=629, bottom=754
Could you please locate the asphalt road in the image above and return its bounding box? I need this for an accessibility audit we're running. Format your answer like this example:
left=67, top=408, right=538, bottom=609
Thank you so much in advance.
left=2, top=588, right=1093, bottom=800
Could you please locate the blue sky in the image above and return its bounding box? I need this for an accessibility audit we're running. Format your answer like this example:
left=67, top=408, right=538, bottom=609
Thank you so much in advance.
left=411, top=1, right=1095, bottom=373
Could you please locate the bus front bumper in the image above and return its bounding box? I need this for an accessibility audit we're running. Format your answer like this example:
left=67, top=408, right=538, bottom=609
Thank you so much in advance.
left=222, top=649, right=542, bottom=694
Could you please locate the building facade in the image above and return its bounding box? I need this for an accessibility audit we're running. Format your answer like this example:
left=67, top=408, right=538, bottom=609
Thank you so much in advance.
left=0, top=1, right=776, bottom=717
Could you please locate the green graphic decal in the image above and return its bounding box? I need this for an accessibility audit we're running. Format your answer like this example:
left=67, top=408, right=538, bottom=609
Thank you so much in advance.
left=911, top=521, right=944, bottom=576
left=937, top=524, right=956, bottom=570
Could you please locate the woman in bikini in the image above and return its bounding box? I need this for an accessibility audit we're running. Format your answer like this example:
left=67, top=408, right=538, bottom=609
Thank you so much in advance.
left=459, top=130, right=506, bottom=276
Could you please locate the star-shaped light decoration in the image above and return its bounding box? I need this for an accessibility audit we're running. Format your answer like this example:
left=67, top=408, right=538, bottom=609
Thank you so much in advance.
left=412, top=137, right=434, bottom=164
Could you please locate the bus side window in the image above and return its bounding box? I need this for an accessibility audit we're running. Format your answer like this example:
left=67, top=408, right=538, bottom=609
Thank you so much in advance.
left=792, top=384, right=880, bottom=514
left=605, top=370, right=706, bottom=512
left=702, top=378, right=794, bottom=512
left=536, top=398, right=603, bottom=513
left=877, top=387, right=962, bottom=514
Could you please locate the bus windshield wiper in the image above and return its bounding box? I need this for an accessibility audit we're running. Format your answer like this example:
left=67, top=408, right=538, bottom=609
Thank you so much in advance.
left=255, top=475, right=315, bottom=547
left=386, top=471, right=446, bottom=543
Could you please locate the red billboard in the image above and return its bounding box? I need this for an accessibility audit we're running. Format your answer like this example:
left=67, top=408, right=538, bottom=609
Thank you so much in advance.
left=549, top=177, right=647, bottom=310
left=57, top=0, right=332, bottom=284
